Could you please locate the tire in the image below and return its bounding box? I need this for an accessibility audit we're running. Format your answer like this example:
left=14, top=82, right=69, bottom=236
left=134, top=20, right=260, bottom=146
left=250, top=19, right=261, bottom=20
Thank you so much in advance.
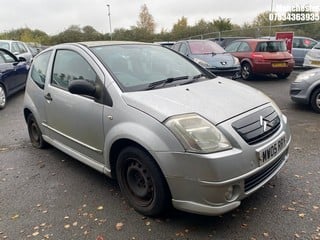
left=27, top=114, right=47, bottom=148
left=277, top=73, right=290, bottom=79
left=116, top=146, right=171, bottom=216
left=0, top=84, right=6, bottom=109
left=310, top=88, right=320, bottom=113
left=241, top=62, right=253, bottom=80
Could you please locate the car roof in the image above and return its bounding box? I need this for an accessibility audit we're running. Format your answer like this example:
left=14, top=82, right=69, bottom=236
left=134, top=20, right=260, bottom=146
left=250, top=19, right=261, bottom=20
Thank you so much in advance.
left=78, top=41, right=149, bottom=48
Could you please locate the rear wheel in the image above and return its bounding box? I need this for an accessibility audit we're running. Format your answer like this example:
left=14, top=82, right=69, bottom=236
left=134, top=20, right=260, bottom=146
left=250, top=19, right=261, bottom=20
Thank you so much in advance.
left=27, top=114, right=47, bottom=148
left=241, top=62, right=253, bottom=80
left=310, top=88, right=320, bottom=113
left=277, top=73, right=290, bottom=79
left=116, top=146, right=171, bottom=216
left=0, top=85, right=6, bottom=109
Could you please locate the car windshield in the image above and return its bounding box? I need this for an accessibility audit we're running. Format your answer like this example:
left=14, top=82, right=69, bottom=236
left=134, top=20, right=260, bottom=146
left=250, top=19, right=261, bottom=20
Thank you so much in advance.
left=256, top=41, right=287, bottom=52
left=0, top=42, right=10, bottom=51
left=90, top=44, right=209, bottom=92
left=189, top=41, right=225, bottom=54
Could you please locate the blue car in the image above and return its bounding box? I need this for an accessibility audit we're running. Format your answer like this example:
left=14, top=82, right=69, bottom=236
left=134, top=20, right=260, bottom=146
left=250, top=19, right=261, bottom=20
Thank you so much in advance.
left=0, top=48, right=29, bottom=109
left=172, top=40, right=240, bottom=79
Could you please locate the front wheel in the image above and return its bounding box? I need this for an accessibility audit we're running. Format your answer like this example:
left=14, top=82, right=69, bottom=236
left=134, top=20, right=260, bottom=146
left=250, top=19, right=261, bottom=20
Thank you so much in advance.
left=241, top=62, right=253, bottom=80
left=0, top=85, right=6, bottom=109
left=116, top=146, right=171, bottom=216
left=27, top=114, right=47, bottom=148
left=310, top=88, right=320, bottom=113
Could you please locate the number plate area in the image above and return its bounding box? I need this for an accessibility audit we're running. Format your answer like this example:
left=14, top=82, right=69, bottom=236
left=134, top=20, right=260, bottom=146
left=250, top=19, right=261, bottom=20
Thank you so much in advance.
left=257, top=132, right=286, bottom=166
left=272, top=62, right=287, bottom=67
left=311, top=60, right=320, bottom=66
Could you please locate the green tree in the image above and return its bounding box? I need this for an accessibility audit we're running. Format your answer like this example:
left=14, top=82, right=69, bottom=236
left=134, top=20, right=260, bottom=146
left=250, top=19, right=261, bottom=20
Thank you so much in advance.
left=136, top=4, right=156, bottom=34
left=171, top=16, right=189, bottom=40
left=213, top=17, right=232, bottom=32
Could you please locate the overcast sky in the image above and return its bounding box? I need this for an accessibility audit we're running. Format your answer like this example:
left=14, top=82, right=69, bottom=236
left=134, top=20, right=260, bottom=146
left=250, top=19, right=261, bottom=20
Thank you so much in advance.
left=1, top=0, right=319, bottom=35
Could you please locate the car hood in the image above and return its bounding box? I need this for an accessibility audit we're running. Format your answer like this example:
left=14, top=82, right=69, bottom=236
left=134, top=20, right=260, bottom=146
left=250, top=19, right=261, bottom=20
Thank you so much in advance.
left=192, top=53, right=236, bottom=67
left=122, top=77, right=270, bottom=124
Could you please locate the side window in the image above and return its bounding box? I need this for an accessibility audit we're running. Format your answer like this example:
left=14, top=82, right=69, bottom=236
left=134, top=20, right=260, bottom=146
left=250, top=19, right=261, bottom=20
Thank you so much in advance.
left=17, top=42, right=28, bottom=53
left=179, top=43, right=188, bottom=55
left=0, top=51, right=16, bottom=63
left=11, top=42, right=20, bottom=54
left=238, top=42, right=251, bottom=52
left=30, top=50, right=52, bottom=89
left=303, top=39, right=317, bottom=49
left=172, top=43, right=181, bottom=52
left=52, top=50, right=98, bottom=91
left=293, top=38, right=300, bottom=48
left=225, top=41, right=241, bottom=52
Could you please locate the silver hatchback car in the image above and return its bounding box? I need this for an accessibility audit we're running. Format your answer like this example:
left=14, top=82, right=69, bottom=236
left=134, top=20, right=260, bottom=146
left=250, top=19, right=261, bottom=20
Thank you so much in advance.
left=23, top=41, right=291, bottom=216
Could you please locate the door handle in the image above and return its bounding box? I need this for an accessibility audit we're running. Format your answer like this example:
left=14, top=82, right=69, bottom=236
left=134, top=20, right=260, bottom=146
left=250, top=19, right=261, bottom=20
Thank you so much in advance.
left=44, top=93, right=53, bottom=101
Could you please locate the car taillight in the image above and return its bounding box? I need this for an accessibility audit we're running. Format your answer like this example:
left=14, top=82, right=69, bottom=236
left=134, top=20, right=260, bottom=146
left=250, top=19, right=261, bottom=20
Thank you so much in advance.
left=251, top=53, right=265, bottom=62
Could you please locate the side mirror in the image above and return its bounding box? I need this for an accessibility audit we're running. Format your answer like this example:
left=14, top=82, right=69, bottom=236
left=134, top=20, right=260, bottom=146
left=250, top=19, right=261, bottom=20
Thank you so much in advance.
left=68, top=80, right=99, bottom=98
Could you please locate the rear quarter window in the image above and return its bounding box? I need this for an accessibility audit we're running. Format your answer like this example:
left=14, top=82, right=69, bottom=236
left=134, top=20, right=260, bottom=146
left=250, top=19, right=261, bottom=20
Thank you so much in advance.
left=30, top=50, right=52, bottom=89
left=256, top=41, right=286, bottom=52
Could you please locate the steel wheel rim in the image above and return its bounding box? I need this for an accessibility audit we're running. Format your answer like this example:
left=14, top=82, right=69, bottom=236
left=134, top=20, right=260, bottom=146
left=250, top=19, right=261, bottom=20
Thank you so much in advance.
left=125, top=158, right=154, bottom=206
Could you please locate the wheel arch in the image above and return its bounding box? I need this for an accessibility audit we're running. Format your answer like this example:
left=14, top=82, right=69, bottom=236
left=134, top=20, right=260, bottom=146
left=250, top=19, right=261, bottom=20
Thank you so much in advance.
left=308, top=82, right=320, bottom=105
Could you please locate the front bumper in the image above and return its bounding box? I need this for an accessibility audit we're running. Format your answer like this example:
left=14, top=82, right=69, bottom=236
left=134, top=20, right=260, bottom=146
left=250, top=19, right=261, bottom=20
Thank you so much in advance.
left=154, top=106, right=291, bottom=216
left=290, top=81, right=309, bottom=104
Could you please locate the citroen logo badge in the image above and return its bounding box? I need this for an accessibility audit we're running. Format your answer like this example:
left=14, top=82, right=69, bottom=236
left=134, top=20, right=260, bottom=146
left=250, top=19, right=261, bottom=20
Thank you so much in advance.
left=260, top=116, right=268, bottom=132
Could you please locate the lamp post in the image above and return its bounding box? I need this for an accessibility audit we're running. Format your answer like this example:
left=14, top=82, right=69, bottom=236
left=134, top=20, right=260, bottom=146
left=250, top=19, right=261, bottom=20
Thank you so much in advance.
left=107, top=4, right=112, bottom=40
left=269, top=0, right=274, bottom=37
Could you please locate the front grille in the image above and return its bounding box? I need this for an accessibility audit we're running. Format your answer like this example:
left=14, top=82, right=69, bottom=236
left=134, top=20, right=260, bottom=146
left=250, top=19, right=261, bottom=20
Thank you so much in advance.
left=232, top=106, right=280, bottom=145
left=244, top=149, right=287, bottom=192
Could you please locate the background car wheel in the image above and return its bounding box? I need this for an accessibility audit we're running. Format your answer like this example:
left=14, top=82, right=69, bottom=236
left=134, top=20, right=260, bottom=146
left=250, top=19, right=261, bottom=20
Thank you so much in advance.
left=310, top=88, right=320, bottom=113
left=241, top=62, right=253, bottom=80
left=0, top=84, right=7, bottom=109
left=277, top=73, right=290, bottom=79
left=27, top=114, right=47, bottom=148
left=116, top=146, right=171, bottom=216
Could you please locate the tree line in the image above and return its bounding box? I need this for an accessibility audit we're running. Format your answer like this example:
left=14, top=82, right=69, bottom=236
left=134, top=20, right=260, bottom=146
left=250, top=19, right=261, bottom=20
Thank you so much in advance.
left=0, top=4, right=319, bottom=46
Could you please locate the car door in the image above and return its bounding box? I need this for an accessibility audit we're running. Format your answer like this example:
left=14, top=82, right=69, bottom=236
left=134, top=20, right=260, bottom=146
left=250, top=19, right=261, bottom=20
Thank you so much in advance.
left=0, top=49, right=27, bottom=94
left=44, top=48, right=105, bottom=163
left=292, top=37, right=318, bottom=66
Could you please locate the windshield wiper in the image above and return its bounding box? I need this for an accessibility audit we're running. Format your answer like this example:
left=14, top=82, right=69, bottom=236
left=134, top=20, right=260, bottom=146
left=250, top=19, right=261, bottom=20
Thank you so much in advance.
left=146, top=75, right=189, bottom=90
left=179, top=73, right=208, bottom=85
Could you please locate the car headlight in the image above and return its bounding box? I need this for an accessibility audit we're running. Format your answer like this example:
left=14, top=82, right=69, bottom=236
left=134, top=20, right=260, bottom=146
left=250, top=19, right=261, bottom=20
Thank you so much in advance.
left=233, top=56, right=240, bottom=65
left=193, top=58, right=211, bottom=68
left=294, top=71, right=316, bottom=83
left=165, top=114, right=232, bottom=153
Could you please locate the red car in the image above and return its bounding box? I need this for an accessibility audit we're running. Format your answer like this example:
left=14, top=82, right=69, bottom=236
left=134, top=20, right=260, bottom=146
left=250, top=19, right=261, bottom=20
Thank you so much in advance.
left=225, top=39, right=294, bottom=80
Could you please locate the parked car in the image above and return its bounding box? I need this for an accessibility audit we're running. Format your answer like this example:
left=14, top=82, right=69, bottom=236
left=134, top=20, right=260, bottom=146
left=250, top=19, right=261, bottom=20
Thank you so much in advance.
left=0, top=40, right=33, bottom=65
left=290, top=68, right=320, bottom=113
left=0, top=48, right=29, bottom=109
left=292, top=36, right=318, bottom=67
left=209, top=37, right=251, bottom=49
left=24, top=41, right=291, bottom=216
left=172, top=40, right=240, bottom=79
left=154, top=41, right=176, bottom=48
left=303, top=42, right=320, bottom=68
left=225, top=39, right=294, bottom=80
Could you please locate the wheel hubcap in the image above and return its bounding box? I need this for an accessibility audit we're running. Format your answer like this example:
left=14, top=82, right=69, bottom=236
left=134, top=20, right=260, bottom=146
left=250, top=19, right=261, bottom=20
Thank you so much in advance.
left=242, top=65, right=249, bottom=79
left=0, top=87, right=6, bottom=107
left=30, top=122, right=40, bottom=142
left=316, top=93, right=320, bottom=108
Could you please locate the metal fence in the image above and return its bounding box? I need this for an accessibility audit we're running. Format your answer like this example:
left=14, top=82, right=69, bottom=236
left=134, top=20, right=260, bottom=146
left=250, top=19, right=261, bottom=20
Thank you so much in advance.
left=187, top=21, right=320, bottom=41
